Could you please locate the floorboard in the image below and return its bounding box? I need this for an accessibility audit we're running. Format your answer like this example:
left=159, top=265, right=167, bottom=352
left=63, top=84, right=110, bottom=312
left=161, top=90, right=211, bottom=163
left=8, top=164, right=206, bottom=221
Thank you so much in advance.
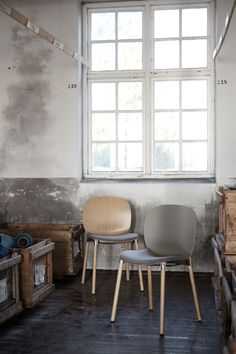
left=0, top=271, right=219, bottom=354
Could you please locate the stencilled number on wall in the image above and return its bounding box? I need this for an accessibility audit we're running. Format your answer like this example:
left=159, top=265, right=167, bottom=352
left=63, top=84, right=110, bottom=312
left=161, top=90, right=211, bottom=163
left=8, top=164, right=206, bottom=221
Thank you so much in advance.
left=68, top=84, right=77, bottom=89
left=217, top=79, right=228, bottom=85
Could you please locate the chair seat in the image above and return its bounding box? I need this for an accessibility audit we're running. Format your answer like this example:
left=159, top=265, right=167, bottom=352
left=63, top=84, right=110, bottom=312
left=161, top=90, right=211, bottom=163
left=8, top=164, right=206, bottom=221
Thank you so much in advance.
left=87, top=232, right=139, bottom=243
left=120, top=248, right=188, bottom=265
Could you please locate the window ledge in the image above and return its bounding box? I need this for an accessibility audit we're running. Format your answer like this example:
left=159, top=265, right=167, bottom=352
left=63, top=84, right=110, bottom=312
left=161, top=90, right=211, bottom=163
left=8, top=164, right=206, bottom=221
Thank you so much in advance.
left=81, top=177, right=216, bottom=183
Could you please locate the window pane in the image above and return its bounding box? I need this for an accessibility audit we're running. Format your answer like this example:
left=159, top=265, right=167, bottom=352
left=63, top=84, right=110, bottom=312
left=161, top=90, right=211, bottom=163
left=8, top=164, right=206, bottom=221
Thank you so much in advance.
left=155, top=143, right=179, bottom=171
left=92, top=83, right=115, bottom=111
left=182, top=80, right=207, bottom=109
left=182, top=8, right=207, bottom=37
left=182, top=112, right=207, bottom=140
left=92, top=113, right=116, bottom=141
left=154, top=81, right=179, bottom=109
left=118, top=11, right=142, bottom=39
left=92, top=43, right=115, bottom=71
left=118, top=143, right=143, bottom=171
left=91, top=12, right=115, bottom=40
left=92, top=143, right=116, bottom=171
left=154, top=40, right=179, bottom=69
left=154, top=10, right=179, bottom=38
left=118, top=42, right=142, bottom=70
left=118, top=82, right=142, bottom=110
left=182, top=142, right=207, bottom=171
left=155, top=112, right=179, bottom=140
left=118, top=113, right=142, bottom=140
left=182, top=40, right=207, bottom=68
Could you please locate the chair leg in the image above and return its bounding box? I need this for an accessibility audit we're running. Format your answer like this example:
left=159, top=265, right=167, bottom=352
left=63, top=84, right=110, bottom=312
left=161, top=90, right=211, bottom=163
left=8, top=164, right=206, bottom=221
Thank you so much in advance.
left=81, top=241, right=90, bottom=284
left=147, top=265, right=153, bottom=311
left=188, top=257, right=202, bottom=322
left=92, top=240, right=98, bottom=295
left=125, top=242, right=130, bottom=282
left=134, top=239, right=144, bottom=292
left=111, top=259, right=124, bottom=322
left=160, top=262, right=166, bottom=336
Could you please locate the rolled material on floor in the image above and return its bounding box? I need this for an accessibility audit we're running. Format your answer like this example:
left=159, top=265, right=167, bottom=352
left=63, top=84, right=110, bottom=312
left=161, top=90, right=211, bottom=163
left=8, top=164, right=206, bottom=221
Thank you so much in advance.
left=14, top=233, right=33, bottom=248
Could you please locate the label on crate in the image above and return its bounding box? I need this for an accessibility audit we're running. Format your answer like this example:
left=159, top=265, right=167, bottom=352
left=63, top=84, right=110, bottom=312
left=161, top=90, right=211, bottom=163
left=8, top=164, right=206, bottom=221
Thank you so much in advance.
left=0, top=278, right=8, bottom=303
left=34, top=264, right=46, bottom=286
left=73, top=240, right=79, bottom=257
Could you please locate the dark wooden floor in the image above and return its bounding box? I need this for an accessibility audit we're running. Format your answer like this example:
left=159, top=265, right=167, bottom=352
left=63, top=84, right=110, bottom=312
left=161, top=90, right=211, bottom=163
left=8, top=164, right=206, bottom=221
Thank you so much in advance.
left=0, top=271, right=219, bottom=354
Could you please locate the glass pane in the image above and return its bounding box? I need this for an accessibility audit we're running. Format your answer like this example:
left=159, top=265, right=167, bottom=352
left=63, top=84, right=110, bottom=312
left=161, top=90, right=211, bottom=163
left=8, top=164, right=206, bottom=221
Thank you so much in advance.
left=91, top=43, right=115, bottom=71
left=118, top=143, right=143, bottom=171
left=91, top=12, right=115, bottom=40
left=92, top=143, right=116, bottom=171
left=154, top=10, right=179, bottom=38
left=155, top=143, right=179, bottom=171
left=118, top=113, right=142, bottom=140
left=118, top=11, right=142, bottom=39
left=155, top=112, right=179, bottom=140
left=182, top=40, right=207, bottom=68
left=154, top=40, right=179, bottom=69
left=182, top=8, right=207, bottom=37
left=92, top=83, right=115, bottom=111
left=118, top=82, right=142, bottom=110
left=118, top=42, right=142, bottom=70
left=92, top=113, right=116, bottom=141
left=182, top=112, right=207, bottom=140
left=154, top=81, right=179, bottom=109
left=182, top=142, right=207, bottom=171
left=182, top=80, right=207, bottom=109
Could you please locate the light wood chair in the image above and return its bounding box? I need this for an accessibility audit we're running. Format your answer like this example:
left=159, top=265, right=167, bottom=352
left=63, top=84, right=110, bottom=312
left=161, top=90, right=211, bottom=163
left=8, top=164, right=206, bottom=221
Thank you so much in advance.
left=81, top=196, right=144, bottom=295
left=111, top=205, right=202, bottom=336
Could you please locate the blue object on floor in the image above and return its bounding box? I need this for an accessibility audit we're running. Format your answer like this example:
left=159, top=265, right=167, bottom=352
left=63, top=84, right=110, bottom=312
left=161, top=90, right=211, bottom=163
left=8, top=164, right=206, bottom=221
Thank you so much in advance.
left=0, top=234, right=14, bottom=249
left=14, top=233, right=33, bottom=248
left=0, top=244, right=10, bottom=258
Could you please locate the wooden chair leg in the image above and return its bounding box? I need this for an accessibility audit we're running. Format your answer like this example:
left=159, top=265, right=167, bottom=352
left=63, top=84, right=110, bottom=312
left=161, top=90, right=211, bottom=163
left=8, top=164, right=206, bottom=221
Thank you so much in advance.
left=81, top=241, right=90, bottom=284
left=125, top=242, right=130, bottom=282
left=188, top=257, right=202, bottom=322
left=92, top=240, right=98, bottom=295
left=147, top=266, right=153, bottom=311
left=160, top=262, right=166, bottom=336
left=111, top=259, right=124, bottom=322
left=134, top=239, right=144, bottom=292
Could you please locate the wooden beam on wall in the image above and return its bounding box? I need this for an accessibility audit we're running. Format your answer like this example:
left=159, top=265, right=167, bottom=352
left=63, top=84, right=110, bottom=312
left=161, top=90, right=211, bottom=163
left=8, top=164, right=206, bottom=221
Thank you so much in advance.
left=0, top=0, right=89, bottom=67
left=213, top=0, right=236, bottom=60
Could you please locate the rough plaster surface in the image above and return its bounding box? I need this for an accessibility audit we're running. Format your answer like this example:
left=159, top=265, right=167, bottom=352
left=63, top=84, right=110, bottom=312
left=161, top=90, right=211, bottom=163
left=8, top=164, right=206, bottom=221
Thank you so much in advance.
left=0, top=0, right=79, bottom=177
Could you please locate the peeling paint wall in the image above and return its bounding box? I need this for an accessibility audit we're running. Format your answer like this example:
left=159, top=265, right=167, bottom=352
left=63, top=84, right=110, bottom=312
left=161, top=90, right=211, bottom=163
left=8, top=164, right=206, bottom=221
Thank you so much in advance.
left=0, top=0, right=235, bottom=273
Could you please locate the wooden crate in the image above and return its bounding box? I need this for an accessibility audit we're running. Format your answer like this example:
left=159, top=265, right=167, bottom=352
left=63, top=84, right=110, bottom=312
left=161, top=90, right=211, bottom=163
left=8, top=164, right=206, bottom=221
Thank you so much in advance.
left=0, top=252, right=23, bottom=324
left=18, top=239, right=55, bottom=308
left=0, top=224, right=84, bottom=277
left=218, top=187, right=236, bottom=253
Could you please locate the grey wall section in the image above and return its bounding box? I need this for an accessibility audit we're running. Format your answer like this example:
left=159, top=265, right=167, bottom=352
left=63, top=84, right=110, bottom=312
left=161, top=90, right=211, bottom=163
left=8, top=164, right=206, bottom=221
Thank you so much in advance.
left=0, top=0, right=234, bottom=272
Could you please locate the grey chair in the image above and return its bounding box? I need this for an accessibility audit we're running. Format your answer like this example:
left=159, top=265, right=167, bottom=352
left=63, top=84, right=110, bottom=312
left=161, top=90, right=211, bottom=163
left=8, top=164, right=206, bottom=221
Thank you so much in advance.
left=111, top=204, right=202, bottom=335
left=81, top=196, right=144, bottom=295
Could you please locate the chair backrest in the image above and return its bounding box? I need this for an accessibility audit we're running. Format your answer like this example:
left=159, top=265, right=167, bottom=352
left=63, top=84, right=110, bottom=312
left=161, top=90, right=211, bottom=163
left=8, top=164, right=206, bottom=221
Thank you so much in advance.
left=83, top=196, right=131, bottom=236
left=144, top=205, right=196, bottom=257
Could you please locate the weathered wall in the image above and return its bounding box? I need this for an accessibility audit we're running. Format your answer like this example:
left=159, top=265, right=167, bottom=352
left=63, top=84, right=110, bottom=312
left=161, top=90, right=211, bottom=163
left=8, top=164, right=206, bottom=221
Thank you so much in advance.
left=0, top=0, right=235, bottom=272
left=0, top=0, right=80, bottom=178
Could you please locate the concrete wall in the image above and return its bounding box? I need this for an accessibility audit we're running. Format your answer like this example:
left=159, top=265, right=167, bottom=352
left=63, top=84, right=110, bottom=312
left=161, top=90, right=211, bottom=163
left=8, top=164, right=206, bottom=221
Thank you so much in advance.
left=0, top=0, right=235, bottom=272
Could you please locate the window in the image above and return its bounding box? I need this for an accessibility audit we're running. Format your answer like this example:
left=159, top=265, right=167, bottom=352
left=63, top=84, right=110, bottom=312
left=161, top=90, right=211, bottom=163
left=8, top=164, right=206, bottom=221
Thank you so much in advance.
left=83, top=1, right=214, bottom=178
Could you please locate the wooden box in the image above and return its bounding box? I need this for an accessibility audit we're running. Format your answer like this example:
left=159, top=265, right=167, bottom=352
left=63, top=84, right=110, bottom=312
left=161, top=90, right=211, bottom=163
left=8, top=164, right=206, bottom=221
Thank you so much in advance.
left=0, top=224, right=84, bottom=277
left=0, top=252, right=23, bottom=324
left=18, top=239, right=55, bottom=308
left=218, top=187, right=236, bottom=253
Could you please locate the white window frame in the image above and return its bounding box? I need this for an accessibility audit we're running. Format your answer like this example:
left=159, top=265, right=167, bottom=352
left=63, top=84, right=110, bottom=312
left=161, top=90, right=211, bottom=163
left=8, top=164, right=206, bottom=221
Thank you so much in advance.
left=83, top=0, right=215, bottom=179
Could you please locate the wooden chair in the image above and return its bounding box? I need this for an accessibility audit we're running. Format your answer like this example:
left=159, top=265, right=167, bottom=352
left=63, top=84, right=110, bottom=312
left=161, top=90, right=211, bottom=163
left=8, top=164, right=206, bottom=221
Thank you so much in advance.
left=81, top=196, right=144, bottom=295
left=111, top=205, right=202, bottom=335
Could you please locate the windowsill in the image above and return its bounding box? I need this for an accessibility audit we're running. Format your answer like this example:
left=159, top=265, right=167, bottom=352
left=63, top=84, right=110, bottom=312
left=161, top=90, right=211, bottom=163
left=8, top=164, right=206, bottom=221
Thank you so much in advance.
left=81, top=176, right=216, bottom=183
